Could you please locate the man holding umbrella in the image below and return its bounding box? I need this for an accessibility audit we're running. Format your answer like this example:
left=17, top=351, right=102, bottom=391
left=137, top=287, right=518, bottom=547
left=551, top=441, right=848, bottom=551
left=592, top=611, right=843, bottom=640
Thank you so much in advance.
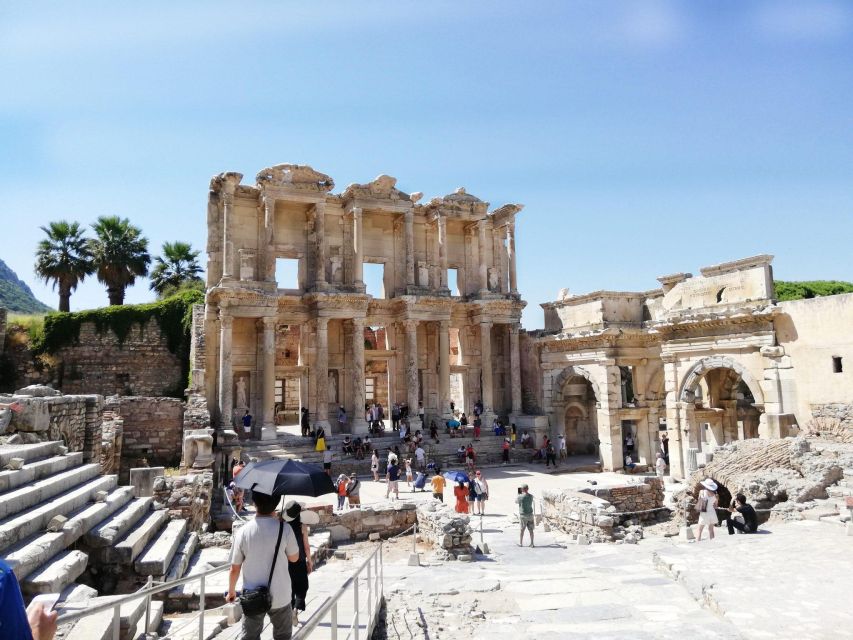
left=226, top=490, right=300, bottom=639
left=229, top=459, right=337, bottom=639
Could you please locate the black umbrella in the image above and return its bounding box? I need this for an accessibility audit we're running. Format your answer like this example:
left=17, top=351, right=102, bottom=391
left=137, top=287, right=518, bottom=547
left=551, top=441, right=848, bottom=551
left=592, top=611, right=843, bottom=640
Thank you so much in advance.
left=233, top=459, right=336, bottom=497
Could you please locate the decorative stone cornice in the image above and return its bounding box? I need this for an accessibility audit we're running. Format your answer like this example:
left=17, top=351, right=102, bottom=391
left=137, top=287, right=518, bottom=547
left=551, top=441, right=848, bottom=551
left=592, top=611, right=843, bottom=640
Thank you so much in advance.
left=647, top=304, right=778, bottom=335
left=422, top=187, right=489, bottom=219
left=255, top=164, right=335, bottom=193
left=342, top=174, right=412, bottom=203
left=489, top=203, right=524, bottom=226
left=209, top=171, right=243, bottom=195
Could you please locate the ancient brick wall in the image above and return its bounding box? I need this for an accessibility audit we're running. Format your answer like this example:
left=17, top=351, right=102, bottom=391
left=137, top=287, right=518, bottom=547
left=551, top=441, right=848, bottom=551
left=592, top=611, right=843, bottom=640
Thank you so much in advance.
left=104, top=396, right=184, bottom=481
left=811, top=403, right=853, bottom=430
left=57, top=319, right=184, bottom=397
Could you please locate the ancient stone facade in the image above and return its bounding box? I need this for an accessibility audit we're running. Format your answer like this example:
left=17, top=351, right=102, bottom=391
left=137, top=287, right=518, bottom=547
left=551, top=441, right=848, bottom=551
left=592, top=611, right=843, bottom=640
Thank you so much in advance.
left=531, top=256, right=853, bottom=478
left=103, top=396, right=184, bottom=481
left=199, top=165, right=528, bottom=440
left=55, top=319, right=184, bottom=397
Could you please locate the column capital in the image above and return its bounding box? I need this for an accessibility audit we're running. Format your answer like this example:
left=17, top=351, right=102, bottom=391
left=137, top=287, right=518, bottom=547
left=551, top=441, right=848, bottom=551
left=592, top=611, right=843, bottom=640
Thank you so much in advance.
left=312, top=201, right=326, bottom=215
left=315, top=316, right=329, bottom=331
left=219, top=310, right=233, bottom=326
left=439, top=319, right=450, bottom=331
left=479, top=319, right=493, bottom=329
left=509, top=322, right=521, bottom=335
left=403, top=318, right=419, bottom=333
left=221, top=191, right=235, bottom=206
left=263, top=194, right=276, bottom=210
left=351, top=316, right=365, bottom=330
left=261, top=316, right=277, bottom=329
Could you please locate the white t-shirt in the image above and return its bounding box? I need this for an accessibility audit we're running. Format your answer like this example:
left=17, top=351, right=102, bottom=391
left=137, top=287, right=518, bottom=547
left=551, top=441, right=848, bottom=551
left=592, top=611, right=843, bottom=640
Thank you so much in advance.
left=230, top=517, right=299, bottom=610
left=324, top=449, right=333, bottom=464
left=415, top=447, right=425, bottom=461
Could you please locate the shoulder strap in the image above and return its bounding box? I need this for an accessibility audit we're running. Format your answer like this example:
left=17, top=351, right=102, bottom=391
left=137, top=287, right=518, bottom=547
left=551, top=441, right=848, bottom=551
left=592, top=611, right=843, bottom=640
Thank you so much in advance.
left=267, top=520, right=284, bottom=588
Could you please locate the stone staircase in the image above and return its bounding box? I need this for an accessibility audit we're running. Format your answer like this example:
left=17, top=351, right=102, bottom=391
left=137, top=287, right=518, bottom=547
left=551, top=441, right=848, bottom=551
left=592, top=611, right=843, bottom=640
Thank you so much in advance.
left=238, top=426, right=522, bottom=475
left=0, top=441, right=207, bottom=640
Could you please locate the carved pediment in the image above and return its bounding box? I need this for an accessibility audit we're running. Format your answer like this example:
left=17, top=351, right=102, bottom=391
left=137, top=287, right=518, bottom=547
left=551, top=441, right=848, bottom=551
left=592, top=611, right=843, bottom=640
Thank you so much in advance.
left=424, top=187, right=489, bottom=217
left=256, top=164, right=335, bottom=193
left=490, top=203, right=524, bottom=222
left=343, top=174, right=412, bottom=203
left=209, top=171, right=243, bottom=194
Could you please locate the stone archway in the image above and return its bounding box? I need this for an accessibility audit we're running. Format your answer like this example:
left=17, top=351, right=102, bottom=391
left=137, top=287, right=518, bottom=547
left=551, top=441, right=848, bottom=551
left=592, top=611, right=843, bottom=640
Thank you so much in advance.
left=679, top=356, right=764, bottom=407
left=551, top=365, right=601, bottom=408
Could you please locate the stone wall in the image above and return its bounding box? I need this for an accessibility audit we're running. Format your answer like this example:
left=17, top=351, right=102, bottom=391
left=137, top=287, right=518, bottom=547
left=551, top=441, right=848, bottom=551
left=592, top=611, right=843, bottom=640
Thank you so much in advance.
left=416, top=501, right=473, bottom=559
left=542, top=477, right=666, bottom=543
left=810, top=403, right=853, bottom=431
left=152, top=471, right=213, bottom=531
left=305, top=501, right=417, bottom=542
left=56, top=318, right=184, bottom=397
left=100, top=413, right=123, bottom=474
left=104, top=396, right=184, bottom=481
left=0, top=387, right=102, bottom=463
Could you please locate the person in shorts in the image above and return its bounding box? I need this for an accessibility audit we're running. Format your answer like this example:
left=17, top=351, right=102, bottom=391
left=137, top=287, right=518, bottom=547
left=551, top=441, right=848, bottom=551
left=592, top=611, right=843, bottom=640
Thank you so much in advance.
left=516, top=484, right=535, bottom=547
left=430, top=472, right=446, bottom=502
left=386, top=460, right=400, bottom=499
left=323, top=449, right=334, bottom=476
left=242, top=410, right=253, bottom=440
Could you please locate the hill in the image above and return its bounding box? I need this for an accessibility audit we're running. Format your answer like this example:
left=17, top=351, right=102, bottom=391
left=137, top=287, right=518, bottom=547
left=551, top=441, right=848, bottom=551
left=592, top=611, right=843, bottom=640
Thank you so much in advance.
left=0, top=258, right=53, bottom=314
left=775, top=280, right=853, bottom=302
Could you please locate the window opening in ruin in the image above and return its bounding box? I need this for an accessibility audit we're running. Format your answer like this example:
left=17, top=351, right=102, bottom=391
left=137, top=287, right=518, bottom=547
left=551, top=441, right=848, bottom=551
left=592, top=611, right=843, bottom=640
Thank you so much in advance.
left=620, top=366, right=636, bottom=405
left=274, top=379, right=283, bottom=404
left=275, top=258, right=300, bottom=290
left=447, top=268, right=460, bottom=296
left=366, top=377, right=376, bottom=401
left=364, top=262, right=386, bottom=299
left=833, top=356, right=843, bottom=373
left=716, top=287, right=726, bottom=303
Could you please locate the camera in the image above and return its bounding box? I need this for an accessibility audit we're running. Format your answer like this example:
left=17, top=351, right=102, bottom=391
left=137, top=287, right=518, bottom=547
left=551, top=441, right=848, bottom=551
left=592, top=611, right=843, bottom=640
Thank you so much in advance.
left=517, top=487, right=523, bottom=495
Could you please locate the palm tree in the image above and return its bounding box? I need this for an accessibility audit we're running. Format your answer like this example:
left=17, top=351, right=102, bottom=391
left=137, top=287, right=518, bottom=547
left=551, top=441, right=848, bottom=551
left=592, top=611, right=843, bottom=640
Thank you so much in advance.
left=34, top=221, right=94, bottom=312
left=90, top=216, right=151, bottom=306
left=149, top=241, right=204, bottom=297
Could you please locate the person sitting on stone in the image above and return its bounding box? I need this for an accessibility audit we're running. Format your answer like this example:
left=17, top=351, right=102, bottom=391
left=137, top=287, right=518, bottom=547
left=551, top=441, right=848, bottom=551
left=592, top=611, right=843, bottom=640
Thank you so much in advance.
left=624, top=454, right=636, bottom=473
left=353, top=436, right=364, bottom=460
left=342, top=435, right=353, bottom=457
left=520, top=431, right=531, bottom=449
left=725, top=493, right=759, bottom=535
left=456, top=444, right=466, bottom=463
left=430, top=420, right=439, bottom=442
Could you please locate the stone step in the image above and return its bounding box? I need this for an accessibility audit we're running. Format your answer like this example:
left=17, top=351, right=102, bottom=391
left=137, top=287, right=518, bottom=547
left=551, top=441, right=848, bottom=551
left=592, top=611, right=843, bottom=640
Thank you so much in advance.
left=0, top=441, right=64, bottom=467
left=159, top=612, right=229, bottom=640
left=827, top=485, right=853, bottom=498
left=165, top=532, right=200, bottom=582
left=134, top=518, right=188, bottom=576
left=21, top=549, right=88, bottom=596
left=5, top=486, right=135, bottom=580
left=113, top=508, right=170, bottom=565
left=132, top=600, right=163, bottom=640
left=84, top=496, right=153, bottom=549
left=0, top=474, right=117, bottom=552
left=0, top=451, right=85, bottom=493
left=0, top=463, right=102, bottom=520
left=61, top=593, right=148, bottom=640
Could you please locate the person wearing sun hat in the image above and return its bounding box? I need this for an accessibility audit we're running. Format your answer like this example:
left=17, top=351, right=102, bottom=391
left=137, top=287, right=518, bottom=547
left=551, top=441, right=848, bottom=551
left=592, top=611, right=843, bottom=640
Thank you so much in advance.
left=695, top=478, right=719, bottom=541
left=282, top=501, right=320, bottom=627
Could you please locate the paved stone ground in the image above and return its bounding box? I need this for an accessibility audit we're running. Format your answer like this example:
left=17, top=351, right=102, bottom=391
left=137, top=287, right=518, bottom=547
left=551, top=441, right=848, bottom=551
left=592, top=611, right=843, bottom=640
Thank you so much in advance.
left=224, top=462, right=853, bottom=639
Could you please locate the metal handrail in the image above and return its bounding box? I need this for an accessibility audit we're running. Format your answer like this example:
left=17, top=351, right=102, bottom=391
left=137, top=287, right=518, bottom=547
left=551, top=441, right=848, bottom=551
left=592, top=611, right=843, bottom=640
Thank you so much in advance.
left=223, top=486, right=248, bottom=522
left=293, top=542, right=384, bottom=640
left=56, top=562, right=229, bottom=639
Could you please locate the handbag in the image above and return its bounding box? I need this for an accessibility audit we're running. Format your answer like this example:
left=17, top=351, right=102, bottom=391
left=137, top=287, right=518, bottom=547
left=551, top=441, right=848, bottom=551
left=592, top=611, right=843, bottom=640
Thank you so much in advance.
left=239, top=521, right=284, bottom=617
left=695, top=495, right=708, bottom=513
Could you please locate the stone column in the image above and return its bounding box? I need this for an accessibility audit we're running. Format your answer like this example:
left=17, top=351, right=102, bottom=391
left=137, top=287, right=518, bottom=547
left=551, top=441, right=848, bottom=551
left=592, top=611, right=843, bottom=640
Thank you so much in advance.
left=260, top=317, right=277, bottom=440
left=494, top=226, right=507, bottom=294
left=404, top=210, right=415, bottom=288
left=404, top=320, right=420, bottom=419
left=263, top=196, right=276, bottom=282
left=477, top=220, right=488, bottom=294
left=437, top=215, right=448, bottom=290
left=221, top=192, right=235, bottom=280
left=352, top=207, right=364, bottom=287
left=314, top=317, right=330, bottom=428
left=438, top=320, right=451, bottom=418
left=509, top=323, right=522, bottom=416
left=479, top=320, right=495, bottom=420
left=312, top=202, right=327, bottom=290
left=218, top=310, right=234, bottom=429
left=350, top=317, right=369, bottom=434
left=507, top=222, right=518, bottom=294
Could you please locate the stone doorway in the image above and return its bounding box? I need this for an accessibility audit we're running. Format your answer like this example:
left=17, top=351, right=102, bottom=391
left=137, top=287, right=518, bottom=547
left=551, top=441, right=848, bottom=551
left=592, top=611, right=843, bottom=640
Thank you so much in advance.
left=449, top=372, right=465, bottom=416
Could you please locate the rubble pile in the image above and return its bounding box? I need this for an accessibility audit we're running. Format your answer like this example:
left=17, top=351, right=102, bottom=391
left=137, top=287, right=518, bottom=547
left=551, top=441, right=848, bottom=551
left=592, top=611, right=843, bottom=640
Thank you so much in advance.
left=417, top=502, right=473, bottom=560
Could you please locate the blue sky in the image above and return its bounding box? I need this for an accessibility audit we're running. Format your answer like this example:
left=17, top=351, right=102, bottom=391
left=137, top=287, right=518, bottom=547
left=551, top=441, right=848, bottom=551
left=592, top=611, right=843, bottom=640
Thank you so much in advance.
left=1, top=1, right=851, bottom=328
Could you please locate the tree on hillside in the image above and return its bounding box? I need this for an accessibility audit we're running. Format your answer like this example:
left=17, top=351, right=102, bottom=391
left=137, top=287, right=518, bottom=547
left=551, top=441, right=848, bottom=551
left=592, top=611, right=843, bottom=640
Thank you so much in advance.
left=149, top=241, right=204, bottom=297
left=90, top=216, right=151, bottom=306
left=34, top=221, right=94, bottom=312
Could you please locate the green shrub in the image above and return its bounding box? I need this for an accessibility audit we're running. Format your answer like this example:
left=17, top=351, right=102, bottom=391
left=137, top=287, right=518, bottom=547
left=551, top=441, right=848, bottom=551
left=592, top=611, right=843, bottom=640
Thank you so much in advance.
left=775, top=280, right=853, bottom=302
